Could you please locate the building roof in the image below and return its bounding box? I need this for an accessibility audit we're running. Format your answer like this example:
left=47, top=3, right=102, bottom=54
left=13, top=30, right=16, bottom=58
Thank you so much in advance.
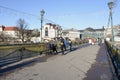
left=85, top=27, right=95, bottom=31
left=3, top=26, right=19, bottom=31
left=79, top=27, right=105, bottom=32
left=0, top=25, right=19, bottom=31
left=63, top=28, right=79, bottom=32
left=95, top=28, right=105, bottom=31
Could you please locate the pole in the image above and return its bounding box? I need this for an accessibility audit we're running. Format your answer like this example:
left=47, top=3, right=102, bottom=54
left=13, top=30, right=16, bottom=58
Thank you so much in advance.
left=40, top=9, right=45, bottom=42
left=108, top=1, right=114, bottom=45
left=110, top=8, right=114, bottom=44
left=41, top=15, right=43, bottom=42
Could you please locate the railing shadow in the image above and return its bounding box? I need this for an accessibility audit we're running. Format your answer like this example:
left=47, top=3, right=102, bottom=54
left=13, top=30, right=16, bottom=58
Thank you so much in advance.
left=0, top=43, right=90, bottom=75
left=83, top=43, right=115, bottom=80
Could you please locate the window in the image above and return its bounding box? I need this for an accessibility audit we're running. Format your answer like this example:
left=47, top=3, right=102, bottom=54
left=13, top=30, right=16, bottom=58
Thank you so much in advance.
left=45, top=27, right=48, bottom=36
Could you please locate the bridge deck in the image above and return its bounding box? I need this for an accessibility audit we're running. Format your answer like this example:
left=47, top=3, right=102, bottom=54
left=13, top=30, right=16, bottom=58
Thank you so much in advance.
left=0, top=44, right=117, bottom=80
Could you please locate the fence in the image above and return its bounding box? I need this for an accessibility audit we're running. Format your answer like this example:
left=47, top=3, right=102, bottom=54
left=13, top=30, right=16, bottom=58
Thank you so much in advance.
left=0, top=42, right=52, bottom=67
left=0, top=40, right=87, bottom=68
left=0, top=47, right=44, bottom=67
left=105, top=41, right=120, bottom=79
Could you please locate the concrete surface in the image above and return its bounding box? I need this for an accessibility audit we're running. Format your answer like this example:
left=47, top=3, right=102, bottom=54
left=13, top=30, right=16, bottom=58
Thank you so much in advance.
left=0, top=44, right=116, bottom=80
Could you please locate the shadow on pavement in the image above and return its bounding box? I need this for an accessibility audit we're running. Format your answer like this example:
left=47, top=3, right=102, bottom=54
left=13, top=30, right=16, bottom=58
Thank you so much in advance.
left=0, top=55, right=50, bottom=75
left=83, top=43, right=113, bottom=80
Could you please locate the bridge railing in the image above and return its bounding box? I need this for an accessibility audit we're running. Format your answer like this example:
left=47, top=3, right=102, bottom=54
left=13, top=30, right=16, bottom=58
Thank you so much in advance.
left=0, top=40, right=88, bottom=68
left=0, top=42, right=53, bottom=67
left=105, top=41, right=120, bottom=79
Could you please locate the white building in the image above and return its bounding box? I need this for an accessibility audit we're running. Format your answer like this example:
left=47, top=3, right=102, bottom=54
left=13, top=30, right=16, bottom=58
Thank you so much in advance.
left=105, top=25, right=120, bottom=42
left=105, top=27, right=112, bottom=37
left=41, top=23, right=62, bottom=41
left=0, top=25, right=19, bottom=38
left=31, top=37, right=40, bottom=43
left=62, top=28, right=80, bottom=41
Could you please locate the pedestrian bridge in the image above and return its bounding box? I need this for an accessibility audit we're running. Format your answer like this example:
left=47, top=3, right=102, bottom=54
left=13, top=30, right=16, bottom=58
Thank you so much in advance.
left=0, top=43, right=119, bottom=80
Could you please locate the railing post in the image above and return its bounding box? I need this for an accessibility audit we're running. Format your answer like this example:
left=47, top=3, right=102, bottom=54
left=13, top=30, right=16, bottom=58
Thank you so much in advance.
left=19, top=47, right=24, bottom=60
left=116, top=48, right=120, bottom=79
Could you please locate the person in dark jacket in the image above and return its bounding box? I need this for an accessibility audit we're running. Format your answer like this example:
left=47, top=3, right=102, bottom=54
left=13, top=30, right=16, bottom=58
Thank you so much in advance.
left=49, top=41, right=57, bottom=55
left=60, top=39, right=65, bottom=55
left=52, top=44, right=57, bottom=54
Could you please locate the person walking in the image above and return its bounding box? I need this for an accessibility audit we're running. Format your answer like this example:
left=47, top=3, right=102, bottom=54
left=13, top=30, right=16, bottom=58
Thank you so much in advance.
left=52, top=43, right=58, bottom=55
left=49, top=41, right=54, bottom=55
left=88, top=38, right=92, bottom=45
left=60, top=39, right=65, bottom=55
left=91, top=38, right=95, bottom=45
left=63, top=38, right=68, bottom=51
left=98, top=38, right=102, bottom=45
left=49, top=40, right=58, bottom=55
left=68, top=39, right=72, bottom=51
left=63, top=38, right=69, bottom=51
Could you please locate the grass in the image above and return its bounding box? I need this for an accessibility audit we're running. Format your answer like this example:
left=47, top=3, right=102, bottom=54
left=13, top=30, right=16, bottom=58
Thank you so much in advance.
left=0, top=44, right=47, bottom=57
left=0, top=46, right=19, bottom=50
left=25, top=44, right=46, bottom=52
left=0, top=44, right=46, bottom=50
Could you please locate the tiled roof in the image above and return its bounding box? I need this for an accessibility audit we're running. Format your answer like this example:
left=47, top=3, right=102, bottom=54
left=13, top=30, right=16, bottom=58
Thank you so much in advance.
left=4, top=26, right=19, bottom=31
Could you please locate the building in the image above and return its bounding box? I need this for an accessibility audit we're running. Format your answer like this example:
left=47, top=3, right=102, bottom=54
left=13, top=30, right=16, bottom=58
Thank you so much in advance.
left=0, top=25, right=19, bottom=38
left=62, top=28, right=80, bottom=41
left=105, top=25, right=120, bottom=42
left=0, top=25, right=39, bottom=43
left=41, top=23, right=62, bottom=41
left=79, top=27, right=105, bottom=40
left=113, top=25, right=120, bottom=42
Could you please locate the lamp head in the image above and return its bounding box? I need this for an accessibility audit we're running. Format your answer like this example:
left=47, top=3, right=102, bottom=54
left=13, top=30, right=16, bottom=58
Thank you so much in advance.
left=41, top=9, right=45, bottom=16
left=108, top=1, right=114, bottom=10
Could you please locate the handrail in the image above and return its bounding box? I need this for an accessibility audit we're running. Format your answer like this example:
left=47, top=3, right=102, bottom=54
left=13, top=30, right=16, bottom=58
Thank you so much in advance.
left=105, top=41, right=120, bottom=79
left=0, top=40, right=87, bottom=68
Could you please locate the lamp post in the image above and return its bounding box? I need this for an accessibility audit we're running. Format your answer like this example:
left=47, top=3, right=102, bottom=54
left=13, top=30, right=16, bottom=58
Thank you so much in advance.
left=108, top=1, right=114, bottom=44
left=40, top=9, right=45, bottom=42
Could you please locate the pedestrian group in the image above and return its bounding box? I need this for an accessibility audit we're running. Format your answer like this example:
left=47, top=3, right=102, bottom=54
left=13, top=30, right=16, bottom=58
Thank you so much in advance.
left=48, top=37, right=72, bottom=55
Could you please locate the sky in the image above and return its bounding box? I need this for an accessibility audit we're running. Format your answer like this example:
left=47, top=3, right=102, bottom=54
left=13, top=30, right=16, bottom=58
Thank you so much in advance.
left=0, top=0, right=120, bottom=30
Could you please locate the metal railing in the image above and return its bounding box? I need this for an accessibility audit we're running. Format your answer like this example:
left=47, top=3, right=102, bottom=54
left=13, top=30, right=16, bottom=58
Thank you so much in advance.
left=0, top=40, right=88, bottom=68
left=105, top=41, right=120, bottom=79
left=0, top=47, right=42, bottom=67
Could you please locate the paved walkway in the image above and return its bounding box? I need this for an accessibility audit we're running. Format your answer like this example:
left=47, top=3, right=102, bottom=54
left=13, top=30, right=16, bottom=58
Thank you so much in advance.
left=0, top=44, right=117, bottom=80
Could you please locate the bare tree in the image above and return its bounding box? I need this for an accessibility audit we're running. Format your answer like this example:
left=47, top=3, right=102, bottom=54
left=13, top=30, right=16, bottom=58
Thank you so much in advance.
left=17, top=18, right=28, bottom=43
left=25, top=30, right=33, bottom=42
left=31, top=29, right=40, bottom=37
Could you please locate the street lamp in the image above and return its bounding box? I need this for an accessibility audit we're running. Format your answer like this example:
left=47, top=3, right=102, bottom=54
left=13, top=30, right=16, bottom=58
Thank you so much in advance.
left=108, top=1, right=114, bottom=44
left=40, top=9, right=45, bottom=42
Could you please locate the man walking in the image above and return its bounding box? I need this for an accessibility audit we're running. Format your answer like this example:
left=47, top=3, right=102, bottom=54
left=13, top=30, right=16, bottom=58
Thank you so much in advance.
left=68, top=39, right=72, bottom=51
left=60, top=38, right=65, bottom=55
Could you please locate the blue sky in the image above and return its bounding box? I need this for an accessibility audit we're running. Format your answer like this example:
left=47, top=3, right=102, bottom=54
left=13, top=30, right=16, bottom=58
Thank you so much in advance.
left=0, top=0, right=120, bottom=30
